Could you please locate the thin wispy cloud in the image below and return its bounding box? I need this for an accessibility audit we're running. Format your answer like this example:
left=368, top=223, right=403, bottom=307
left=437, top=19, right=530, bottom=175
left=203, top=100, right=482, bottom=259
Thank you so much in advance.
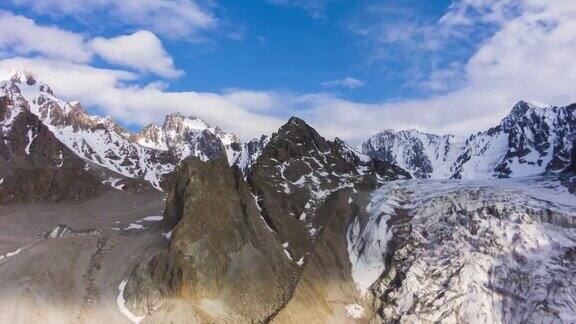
left=321, top=77, right=365, bottom=89
left=266, top=0, right=333, bottom=19
left=7, top=0, right=217, bottom=40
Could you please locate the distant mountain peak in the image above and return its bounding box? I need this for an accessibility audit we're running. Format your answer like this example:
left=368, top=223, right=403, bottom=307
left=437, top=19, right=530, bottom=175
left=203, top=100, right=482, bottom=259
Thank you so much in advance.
left=364, top=100, right=575, bottom=179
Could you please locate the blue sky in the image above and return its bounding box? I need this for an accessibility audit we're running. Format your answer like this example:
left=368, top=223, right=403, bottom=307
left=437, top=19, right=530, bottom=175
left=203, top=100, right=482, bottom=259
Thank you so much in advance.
left=0, top=0, right=575, bottom=143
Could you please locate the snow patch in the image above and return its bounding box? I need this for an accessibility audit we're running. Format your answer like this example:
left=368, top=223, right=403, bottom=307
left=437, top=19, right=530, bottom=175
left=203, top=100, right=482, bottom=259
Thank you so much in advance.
left=125, top=223, right=145, bottom=230
left=142, top=215, right=163, bottom=221
left=117, top=279, right=144, bottom=324
left=345, top=303, right=364, bottom=319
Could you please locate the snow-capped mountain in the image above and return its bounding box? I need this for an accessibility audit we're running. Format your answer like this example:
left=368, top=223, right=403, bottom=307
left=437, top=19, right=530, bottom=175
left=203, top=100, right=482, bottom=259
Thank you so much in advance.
left=363, top=101, right=576, bottom=179
left=133, top=113, right=241, bottom=164
left=362, top=129, right=460, bottom=179
left=0, top=71, right=241, bottom=190
left=0, top=93, right=102, bottom=203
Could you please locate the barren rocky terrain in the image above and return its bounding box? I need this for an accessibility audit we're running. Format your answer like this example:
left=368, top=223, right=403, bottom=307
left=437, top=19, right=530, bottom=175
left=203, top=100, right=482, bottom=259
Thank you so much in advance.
left=0, top=190, right=165, bottom=323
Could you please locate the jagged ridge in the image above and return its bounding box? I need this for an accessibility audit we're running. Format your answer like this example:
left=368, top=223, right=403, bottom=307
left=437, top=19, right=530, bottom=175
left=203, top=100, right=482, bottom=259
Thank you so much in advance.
left=363, top=100, right=576, bottom=179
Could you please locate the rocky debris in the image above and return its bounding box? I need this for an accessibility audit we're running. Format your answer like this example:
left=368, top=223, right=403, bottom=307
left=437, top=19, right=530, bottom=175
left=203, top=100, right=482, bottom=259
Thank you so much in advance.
left=126, top=155, right=297, bottom=322
left=363, top=100, right=576, bottom=179
left=0, top=95, right=101, bottom=203
left=349, top=178, right=576, bottom=323
left=113, top=178, right=156, bottom=192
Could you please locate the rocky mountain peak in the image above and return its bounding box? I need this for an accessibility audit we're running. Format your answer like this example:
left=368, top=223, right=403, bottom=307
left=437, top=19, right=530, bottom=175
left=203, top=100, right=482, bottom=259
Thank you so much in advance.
left=162, top=112, right=210, bottom=133
left=502, top=100, right=556, bottom=129
left=0, top=94, right=102, bottom=203
left=270, top=116, right=330, bottom=160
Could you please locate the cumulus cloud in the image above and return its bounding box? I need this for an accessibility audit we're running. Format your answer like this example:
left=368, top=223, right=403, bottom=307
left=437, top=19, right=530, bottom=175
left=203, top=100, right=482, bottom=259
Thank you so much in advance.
left=8, top=0, right=216, bottom=40
left=90, top=31, right=183, bottom=78
left=0, top=11, right=90, bottom=62
left=0, top=11, right=181, bottom=78
left=321, top=77, right=365, bottom=89
left=0, top=57, right=285, bottom=140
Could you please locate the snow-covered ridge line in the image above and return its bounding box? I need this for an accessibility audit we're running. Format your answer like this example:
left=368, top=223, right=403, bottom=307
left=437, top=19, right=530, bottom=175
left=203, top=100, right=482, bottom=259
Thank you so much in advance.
left=0, top=70, right=243, bottom=189
left=363, top=101, right=576, bottom=180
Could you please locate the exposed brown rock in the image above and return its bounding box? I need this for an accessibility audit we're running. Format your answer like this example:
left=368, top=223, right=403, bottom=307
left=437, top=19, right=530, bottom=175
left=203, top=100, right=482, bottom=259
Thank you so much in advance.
left=246, top=117, right=410, bottom=263
left=127, top=155, right=297, bottom=322
left=125, top=117, right=411, bottom=322
left=0, top=96, right=101, bottom=203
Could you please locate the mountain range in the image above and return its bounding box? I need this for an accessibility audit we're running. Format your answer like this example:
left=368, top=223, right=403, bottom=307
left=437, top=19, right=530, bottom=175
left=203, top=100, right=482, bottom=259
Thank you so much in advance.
left=0, top=71, right=575, bottom=323
left=362, top=101, right=575, bottom=179
left=1, top=71, right=574, bottom=198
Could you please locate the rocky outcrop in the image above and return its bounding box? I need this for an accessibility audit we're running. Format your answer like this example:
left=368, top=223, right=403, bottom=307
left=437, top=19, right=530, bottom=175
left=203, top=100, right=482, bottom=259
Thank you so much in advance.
left=570, top=140, right=576, bottom=172
left=125, top=117, right=411, bottom=322
left=0, top=95, right=101, bottom=203
left=126, top=155, right=297, bottom=322
left=272, top=189, right=375, bottom=323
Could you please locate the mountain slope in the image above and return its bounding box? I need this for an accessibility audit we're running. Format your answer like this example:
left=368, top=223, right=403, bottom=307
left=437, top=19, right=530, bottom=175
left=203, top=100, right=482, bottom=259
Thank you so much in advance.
left=240, top=117, right=410, bottom=262
left=363, top=101, right=576, bottom=179
left=0, top=94, right=101, bottom=202
left=0, top=71, right=241, bottom=190
left=133, top=113, right=241, bottom=165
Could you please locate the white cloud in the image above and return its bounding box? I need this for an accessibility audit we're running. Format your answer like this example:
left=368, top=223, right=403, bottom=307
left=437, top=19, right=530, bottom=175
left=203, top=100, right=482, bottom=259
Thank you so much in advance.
left=0, top=11, right=90, bottom=62
left=1, top=1, right=575, bottom=147
left=321, top=77, right=365, bottom=89
left=90, top=30, right=183, bottom=78
left=0, top=57, right=285, bottom=140
left=0, top=11, right=181, bottom=79
left=9, top=0, right=216, bottom=40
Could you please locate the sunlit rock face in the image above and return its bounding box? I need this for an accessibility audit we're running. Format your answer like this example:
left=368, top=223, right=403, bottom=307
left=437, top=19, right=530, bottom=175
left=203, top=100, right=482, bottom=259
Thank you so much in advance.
left=124, top=117, right=412, bottom=322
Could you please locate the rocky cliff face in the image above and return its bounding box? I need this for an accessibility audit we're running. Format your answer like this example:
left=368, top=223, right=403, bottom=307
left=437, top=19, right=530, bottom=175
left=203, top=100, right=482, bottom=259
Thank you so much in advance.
left=362, top=129, right=458, bottom=179
left=242, top=117, right=410, bottom=263
left=126, top=155, right=298, bottom=322
left=0, top=95, right=101, bottom=203
left=363, top=101, right=576, bottom=179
